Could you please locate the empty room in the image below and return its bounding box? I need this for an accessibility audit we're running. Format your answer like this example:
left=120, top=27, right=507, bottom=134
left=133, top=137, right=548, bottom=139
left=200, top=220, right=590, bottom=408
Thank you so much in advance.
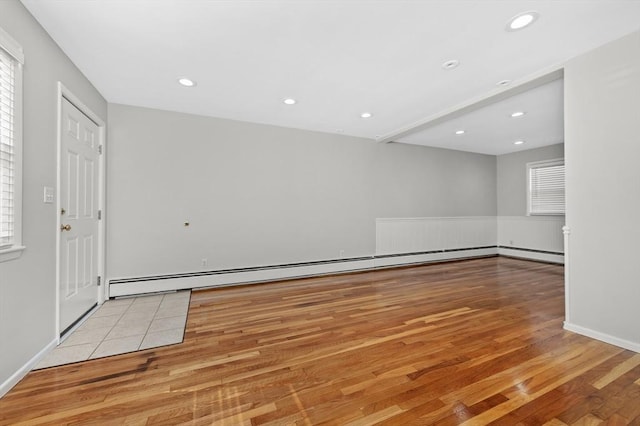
left=1, top=0, right=640, bottom=424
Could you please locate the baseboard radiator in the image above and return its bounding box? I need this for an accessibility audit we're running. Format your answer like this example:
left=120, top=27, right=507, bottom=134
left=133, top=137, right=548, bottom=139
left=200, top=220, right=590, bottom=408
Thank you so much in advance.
left=109, top=216, right=564, bottom=297
left=108, top=246, right=498, bottom=297
left=497, top=246, right=564, bottom=264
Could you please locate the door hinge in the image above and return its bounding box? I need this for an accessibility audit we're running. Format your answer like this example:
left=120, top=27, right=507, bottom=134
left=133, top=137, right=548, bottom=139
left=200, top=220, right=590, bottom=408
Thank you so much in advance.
left=98, top=145, right=103, bottom=154
left=98, top=209, right=102, bottom=220
left=97, top=276, right=101, bottom=286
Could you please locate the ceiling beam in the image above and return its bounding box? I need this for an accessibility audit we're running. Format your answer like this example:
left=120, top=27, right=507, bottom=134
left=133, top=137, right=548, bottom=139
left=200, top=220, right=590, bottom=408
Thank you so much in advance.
left=377, top=64, right=565, bottom=144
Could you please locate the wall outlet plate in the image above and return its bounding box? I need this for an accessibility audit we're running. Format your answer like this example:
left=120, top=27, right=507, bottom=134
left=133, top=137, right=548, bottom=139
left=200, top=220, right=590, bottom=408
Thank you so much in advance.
left=43, top=186, right=55, bottom=204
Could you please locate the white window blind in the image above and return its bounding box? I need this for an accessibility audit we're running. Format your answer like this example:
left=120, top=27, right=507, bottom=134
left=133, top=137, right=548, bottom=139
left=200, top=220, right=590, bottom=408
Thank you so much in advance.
left=528, top=159, right=565, bottom=215
left=0, top=46, right=16, bottom=248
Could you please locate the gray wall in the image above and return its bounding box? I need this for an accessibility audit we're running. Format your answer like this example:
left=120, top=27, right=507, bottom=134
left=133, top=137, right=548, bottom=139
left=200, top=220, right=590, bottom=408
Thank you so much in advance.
left=565, top=30, right=640, bottom=348
left=107, top=104, right=496, bottom=279
left=0, top=0, right=107, bottom=388
left=497, top=143, right=565, bottom=216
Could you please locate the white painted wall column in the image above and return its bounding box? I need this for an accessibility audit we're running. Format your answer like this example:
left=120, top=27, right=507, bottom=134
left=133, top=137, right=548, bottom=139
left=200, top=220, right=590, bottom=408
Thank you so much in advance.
left=562, top=225, right=571, bottom=324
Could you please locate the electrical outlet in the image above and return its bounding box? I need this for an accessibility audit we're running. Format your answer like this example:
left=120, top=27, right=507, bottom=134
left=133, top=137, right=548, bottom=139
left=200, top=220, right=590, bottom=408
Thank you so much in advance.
left=509, top=240, right=513, bottom=246
left=201, top=258, right=208, bottom=267
left=339, top=250, right=345, bottom=258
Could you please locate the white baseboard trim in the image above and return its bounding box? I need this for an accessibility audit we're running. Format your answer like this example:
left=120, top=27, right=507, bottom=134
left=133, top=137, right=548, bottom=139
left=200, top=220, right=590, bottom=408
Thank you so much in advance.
left=109, top=247, right=498, bottom=297
left=0, top=338, right=57, bottom=398
left=498, top=247, right=564, bottom=264
left=564, top=322, right=640, bottom=353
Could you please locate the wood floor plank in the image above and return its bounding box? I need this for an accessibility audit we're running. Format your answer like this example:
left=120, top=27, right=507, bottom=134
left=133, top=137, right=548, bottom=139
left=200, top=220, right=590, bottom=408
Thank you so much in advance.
left=593, top=355, right=640, bottom=390
left=544, top=419, right=570, bottom=426
left=1, top=257, right=639, bottom=425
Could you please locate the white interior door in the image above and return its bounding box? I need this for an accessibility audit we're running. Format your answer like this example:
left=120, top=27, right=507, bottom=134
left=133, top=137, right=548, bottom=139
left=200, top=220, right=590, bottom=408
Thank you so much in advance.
left=59, top=97, right=100, bottom=332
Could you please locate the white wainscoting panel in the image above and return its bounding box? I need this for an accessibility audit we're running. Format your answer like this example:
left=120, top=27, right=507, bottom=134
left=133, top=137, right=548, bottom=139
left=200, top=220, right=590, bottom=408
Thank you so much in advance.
left=497, top=216, right=565, bottom=253
left=376, top=216, right=497, bottom=255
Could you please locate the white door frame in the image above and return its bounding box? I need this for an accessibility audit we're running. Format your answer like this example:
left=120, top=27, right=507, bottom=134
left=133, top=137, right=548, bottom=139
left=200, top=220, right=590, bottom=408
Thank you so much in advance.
left=55, top=82, right=107, bottom=340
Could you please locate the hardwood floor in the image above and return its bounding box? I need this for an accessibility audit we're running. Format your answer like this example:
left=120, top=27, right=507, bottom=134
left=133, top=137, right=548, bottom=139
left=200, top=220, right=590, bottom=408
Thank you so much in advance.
left=2, top=257, right=639, bottom=425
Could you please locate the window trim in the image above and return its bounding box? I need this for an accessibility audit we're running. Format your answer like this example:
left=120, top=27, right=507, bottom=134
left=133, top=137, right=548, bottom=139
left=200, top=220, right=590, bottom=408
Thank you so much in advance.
left=0, top=26, right=24, bottom=262
left=526, top=157, right=565, bottom=216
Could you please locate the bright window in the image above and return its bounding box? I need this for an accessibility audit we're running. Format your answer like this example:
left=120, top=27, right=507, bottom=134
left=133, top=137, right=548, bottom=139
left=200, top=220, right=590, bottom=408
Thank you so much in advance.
left=0, top=26, right=24, bottom=261
left=527, top=158, right=565, bottom=215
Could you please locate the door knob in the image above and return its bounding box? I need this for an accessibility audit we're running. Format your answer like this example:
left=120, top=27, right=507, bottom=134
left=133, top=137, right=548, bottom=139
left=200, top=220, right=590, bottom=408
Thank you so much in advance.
left=61, top=224, right=71, bottom=231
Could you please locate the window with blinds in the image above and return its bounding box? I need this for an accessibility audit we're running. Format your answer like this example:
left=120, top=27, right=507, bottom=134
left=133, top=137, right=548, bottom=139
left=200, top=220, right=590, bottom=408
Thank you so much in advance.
left=527, top=158, right=565, bottom=215
left=0, top=46, right=16, bottom=248
left=0, top=25, right=23, bottom=259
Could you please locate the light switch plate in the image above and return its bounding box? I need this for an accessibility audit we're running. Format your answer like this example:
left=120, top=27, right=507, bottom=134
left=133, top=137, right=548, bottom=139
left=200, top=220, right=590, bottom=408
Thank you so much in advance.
left=43, top=186, right=55, bottom=204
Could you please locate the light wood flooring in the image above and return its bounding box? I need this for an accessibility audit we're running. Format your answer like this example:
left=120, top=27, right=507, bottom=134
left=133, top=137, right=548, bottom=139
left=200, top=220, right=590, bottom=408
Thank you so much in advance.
left=1, top=256, right=639, bottom=425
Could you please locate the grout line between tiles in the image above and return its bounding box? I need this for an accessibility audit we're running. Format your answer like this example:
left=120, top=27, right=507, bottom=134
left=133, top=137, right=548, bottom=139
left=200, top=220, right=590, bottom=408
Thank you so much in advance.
left=137, top=294, right=167, bottom=350
left=88, top=295, right=162, bottom=358
left=85, top=308, right=127, bottom=359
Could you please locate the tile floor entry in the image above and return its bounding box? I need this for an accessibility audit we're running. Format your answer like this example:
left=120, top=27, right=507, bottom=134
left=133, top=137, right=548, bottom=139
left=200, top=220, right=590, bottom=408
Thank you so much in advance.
left=35, top=290, right=191, bottom=369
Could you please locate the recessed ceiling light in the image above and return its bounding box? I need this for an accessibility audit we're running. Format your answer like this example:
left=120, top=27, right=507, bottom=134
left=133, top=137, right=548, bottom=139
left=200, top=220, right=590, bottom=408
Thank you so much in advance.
left=514, top=140, right=525, bottom=145
left=511, top=111, right=526, bottom=118
left=455, top=130, right=465, bottom=135
left=283, top=98, right=296, bottom=105
left=507, top=11, right=540, bottom=31
left=178, top=77, right=196, bottom=87
left=497, top=79, right=511, bottom=87
left=442, top=59, right=460, bottom=70
left=360, top=112, right=372, bottom=119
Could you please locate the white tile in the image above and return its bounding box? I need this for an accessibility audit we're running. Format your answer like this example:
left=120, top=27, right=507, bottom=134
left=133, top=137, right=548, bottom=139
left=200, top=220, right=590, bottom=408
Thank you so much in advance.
left=164, top=291, right=191, bottom=301
left=90, top=335, right=144, bottom=359
left=119, top=311, right=157, bottom=324
left=147, top=315, right=187, bottom=333
left=60, top=326, right=112, bottom=347
left=140, top=328, right=184, bottom=350
left=103, top=298, right=134, bottom=307
left=132, top=294, right=164, bottom=305
left=159, top=298, right=190, bottom=310
left=155, top=306, right=189, bottom=319
left=106, top=323, right=151, bottom=340
left=91, top=304, right=129, bottom=318
left=34, top=344, right=97, bottom=369
left=78, top=314, right=121, bottom=330
left=128, top=302, right=160, bottom=313
left=32, top=291, right=193, bottom=367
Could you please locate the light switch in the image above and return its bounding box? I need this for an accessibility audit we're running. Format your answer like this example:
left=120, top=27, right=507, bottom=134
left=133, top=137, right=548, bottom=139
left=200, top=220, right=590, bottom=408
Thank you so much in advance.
left=43, top=186, right=55, bottom=204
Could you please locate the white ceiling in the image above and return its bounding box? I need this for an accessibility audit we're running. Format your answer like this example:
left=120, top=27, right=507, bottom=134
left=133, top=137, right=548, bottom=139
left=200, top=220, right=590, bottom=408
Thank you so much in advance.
left=20, top=0, right=640, bottom=155
left=397, top=78, right=564, bottom=155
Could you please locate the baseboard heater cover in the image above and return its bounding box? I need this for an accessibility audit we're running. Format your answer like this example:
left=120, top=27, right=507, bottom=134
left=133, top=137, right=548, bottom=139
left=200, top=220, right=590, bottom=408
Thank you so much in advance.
left=497, top=246, right=564, bottom=264
left=108, top=246, right=498, bottom=297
